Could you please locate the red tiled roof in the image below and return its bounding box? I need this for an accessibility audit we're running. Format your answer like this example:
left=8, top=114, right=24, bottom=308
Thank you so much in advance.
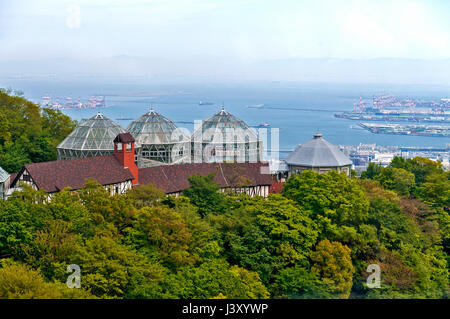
left=269, top=181, right=285, bottom=194
left=139, top=162, right=273, bottom=194
left=114, top=133, right=135, bottom=143
left=9, top=173, right=18, bottom=184
left=16, top=155, right=134, bottom=193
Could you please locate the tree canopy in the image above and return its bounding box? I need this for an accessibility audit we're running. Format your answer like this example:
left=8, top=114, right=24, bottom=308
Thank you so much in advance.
left=0, top=88, right=76, bottom=172
left=0, top=91, right=448, bottom=299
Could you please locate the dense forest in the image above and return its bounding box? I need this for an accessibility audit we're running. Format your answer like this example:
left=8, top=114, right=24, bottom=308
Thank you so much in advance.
left=0, top=89, right=448, bottom=298
left=0, top=89, right=76, bottom=173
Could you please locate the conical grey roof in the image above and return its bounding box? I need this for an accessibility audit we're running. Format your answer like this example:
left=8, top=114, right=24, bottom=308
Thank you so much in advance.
left=285, top=133, right=352, bottom=167
left=191, top=108, right=258, bottom=143
left=57, top=112, right=126, bottom=151
left=126, top=109, right=186, bottom=145
left=0, top=166, right=9, bottom=182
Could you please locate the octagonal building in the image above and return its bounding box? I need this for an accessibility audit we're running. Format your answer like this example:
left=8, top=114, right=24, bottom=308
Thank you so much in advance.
left=57, top=112, right=129, bottom=160
left=285, top=132, right=352, bottom=176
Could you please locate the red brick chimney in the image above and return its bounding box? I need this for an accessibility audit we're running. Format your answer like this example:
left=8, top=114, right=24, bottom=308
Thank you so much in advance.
left=114, top=133, right=138, bottom=185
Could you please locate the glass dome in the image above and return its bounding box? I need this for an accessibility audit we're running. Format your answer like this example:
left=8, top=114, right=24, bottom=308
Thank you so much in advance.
left=57, top=112, right=128, bottom=160
left=191, top=108, right=258, bottom=143
left=126, top=109, right=189, bottom=165
left=0, top=166, right=9, bottom=183
left=126, top=109, right=187, bottom=145
left=191, top=108, right=262, bottom=163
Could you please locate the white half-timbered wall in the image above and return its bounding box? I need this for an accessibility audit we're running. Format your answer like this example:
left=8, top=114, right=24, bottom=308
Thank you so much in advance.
left=13, top=169, right=133, bottom=198
left=105, top=180, right=133, bottom=195
left=168, top=185, right=270, bottom=198
left=15, top=168, right=39, bottom=190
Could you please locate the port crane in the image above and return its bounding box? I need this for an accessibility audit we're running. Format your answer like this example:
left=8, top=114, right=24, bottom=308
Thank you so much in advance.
left=352, top=97, right=369, bottom=113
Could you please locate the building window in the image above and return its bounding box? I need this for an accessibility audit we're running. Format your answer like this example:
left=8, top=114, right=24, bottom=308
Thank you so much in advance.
left=115, top=186, right=119, bottom=194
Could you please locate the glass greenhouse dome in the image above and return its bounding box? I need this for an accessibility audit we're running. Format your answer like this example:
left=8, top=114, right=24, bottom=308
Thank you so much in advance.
left=57, top=112, right=130, bottom=160
left=0, top=165, right=10, bottom=200
left=191, top=108, right=263, bottom=163
left=126, top=109, right=190, bottom=165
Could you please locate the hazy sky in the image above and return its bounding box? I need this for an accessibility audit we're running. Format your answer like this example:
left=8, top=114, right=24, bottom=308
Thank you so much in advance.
left=2, top=0, right=450, bottom=62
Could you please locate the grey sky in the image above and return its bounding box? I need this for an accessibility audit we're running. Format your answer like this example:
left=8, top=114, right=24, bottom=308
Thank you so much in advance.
left=2, top=0, right=450, bottom=61
left=2, top=0, right=450, bottom=83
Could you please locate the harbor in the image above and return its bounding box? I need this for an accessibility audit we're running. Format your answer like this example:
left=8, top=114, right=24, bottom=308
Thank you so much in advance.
left=40, top=94, right=109, bottom=110
left=358, top=122, right=450, bottom=137
left=335, top=95, right=450, bottom=138
left=335, top=95, right=450, bottom=122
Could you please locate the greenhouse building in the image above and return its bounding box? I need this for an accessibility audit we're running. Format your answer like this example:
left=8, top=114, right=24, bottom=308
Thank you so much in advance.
left=0, top=166, right=10, bottom=200
left=126, top=108, right=190, bottom=167
left=57, top=112, right=132, bottom=161
left=191, top=108, right=263, bottom=163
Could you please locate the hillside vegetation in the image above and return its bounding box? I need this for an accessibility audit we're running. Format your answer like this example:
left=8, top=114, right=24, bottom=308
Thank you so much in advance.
left=0, top=88, right=76, bottom=173
left=0, top=90, right=448, bottom=298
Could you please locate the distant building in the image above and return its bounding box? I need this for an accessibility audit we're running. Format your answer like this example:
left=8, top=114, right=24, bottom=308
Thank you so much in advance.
left=11, top=133, right=272, bottom=198
left=13, top=133, right=138, bottom=196
left=139, top=162, right=272, bottom=197
left=126, top=108, right=190, bottom=167
left=191, top=108, right=263, bottom=163
left=0, top=166, right=10, bottom=200
left=57, top=112, right=133, bottom=161
left=285, top=132, right=352, bottom=176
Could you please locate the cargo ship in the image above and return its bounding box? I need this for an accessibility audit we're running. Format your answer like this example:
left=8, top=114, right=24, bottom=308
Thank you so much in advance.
left=198, top=101, right=214, bottom=105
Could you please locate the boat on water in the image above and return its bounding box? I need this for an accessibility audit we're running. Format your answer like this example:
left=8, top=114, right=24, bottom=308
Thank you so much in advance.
left=64, top=96, right=74, bottom=108
left=41, top=94, right=51, bottom=106
left=198, top=101, right=214, bottom=105
left=258, top=122, right=270, bottom=127
left=247, top=104, right=265, bottom=109
left=51, top=100, right=63, bottom=109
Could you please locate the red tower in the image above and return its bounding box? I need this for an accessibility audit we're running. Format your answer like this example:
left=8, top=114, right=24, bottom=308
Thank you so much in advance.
left=114, top=133, right=139, bottom=185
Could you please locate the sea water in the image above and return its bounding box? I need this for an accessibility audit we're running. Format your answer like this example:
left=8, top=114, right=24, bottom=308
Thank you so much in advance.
left=2, top=77, right=449, bottom=155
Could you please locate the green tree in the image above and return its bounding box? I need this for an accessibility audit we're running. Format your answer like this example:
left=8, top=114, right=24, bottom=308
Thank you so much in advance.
left=310, top=239, right=355, bottom=298
left=0, top=88, right=76, bottom=172
left=282, top=171, right=369, bottom=235
left=361, top=162, right=383, bottom=179
left=420, top=171, right=450, bottom=209
left=72, top=236, right=165, bottom=298
left=125, top=184, right=166, bottom=209
left=167, top=259, right=269, bottom=299
left=251, top=194, right=318, bottom=265
left=183, top=173, right=228, bottom=216
left=375, top=167, right=415, bottom=196
left=0, top=261, right=92, bottom=299
left=124, top=206, right=197, bottom=269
